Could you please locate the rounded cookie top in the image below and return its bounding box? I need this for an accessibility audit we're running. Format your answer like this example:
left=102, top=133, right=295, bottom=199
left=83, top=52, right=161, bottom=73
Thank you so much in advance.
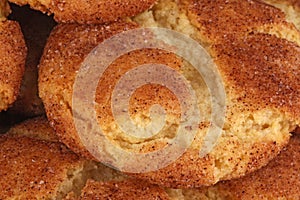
left=9, top=0, right=157, bottom=24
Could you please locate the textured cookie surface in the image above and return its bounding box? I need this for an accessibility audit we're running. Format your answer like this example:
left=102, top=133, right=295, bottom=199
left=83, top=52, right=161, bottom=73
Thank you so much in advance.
left=0, top=19, right=26, bottom=112
left=175, top=134, right=300, bottom=199
left=8, top=0, right=156, bottom=24
left=39, top=0, right=300, bottom=188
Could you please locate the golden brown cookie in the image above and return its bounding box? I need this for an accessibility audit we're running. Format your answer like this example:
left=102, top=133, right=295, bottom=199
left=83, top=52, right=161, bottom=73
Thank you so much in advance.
left=0, top=3, right=26, bottom=112
left=8, top=0, right=156, bottom=24
left=176, top=134, right=300, bottom=199
left=39, top=0, right=299, bottom=188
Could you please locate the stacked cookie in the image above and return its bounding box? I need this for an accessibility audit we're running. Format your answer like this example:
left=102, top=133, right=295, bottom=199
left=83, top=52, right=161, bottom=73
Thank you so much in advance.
left=1, top=0, right=299, bottom=199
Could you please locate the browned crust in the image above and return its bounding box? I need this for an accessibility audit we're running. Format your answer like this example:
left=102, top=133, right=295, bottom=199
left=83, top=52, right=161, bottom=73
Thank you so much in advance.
left=206, top=134, right=300, bottom=199
left=210, top=33, right=300, bottom=121
left=0, top=20, right=26, bottom=111
left=0, top=135, right=85, bottom=199
left=181, top=0, right=300, bottom=122
left=75, top=179, right=169, bottom=200
left=9, top=0, right=157, bottom=24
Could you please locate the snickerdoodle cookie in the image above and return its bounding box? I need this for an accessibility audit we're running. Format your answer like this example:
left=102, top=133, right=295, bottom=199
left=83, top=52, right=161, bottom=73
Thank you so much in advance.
left=39, top=0, right=300, bottom=188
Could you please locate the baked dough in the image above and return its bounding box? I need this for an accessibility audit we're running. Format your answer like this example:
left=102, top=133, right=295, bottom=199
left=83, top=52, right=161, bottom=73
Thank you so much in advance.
left=175, top=133, right=300, bottom=199
left=8, top=0, right=156, bottom=24
left=39, top=0, right=300, bottom=188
